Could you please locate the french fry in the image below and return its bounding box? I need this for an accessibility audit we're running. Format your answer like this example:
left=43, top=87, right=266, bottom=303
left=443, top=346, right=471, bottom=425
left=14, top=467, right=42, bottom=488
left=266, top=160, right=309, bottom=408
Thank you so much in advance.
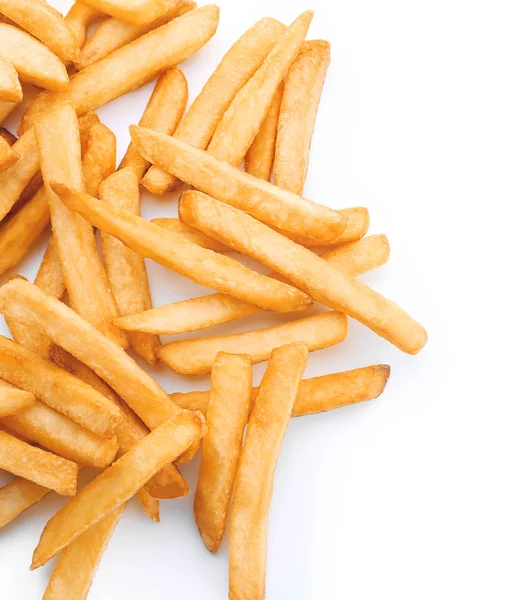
left=32, top=411, right=205, bottom=568
left=77, top=0, right=196, bottom=70
left=229, top=343, right=307, bottom=600
left=82, top=121, right=117, bottom=197
left=0, top=56, right=22, bottom=104
left=34, top=237, right=66, bottom=301
left=207, top=11, right=312, bottom=168
left=77, top=110, right=101, bottom=151
left=273, top=40, right=330, bottom=195
left=0, top=335, right=122, bottom=437
left=179, top=191, right=428, bottom=354
left=151, top=218, right=229, bottom=252
left=0, top=430, right=78, bottom=496
left=100, top=168, right=160, bottom=365
left=114, top=235, right=389, bottom=336
left=51, top=183, right=312, bottom=313
left=0, top=478, right=50, bottom=530
left=0, top=24, right=69, bottom=91
left=35, top=103, right=126, bottom=347
left=132, top=128, right=348, bottom=244
left=0, top=127, right=17, bottom=146
left=65, top=2, right=103, bottom=50
left=0, top=379, right=35, bottom=417
left=158, top=311, right=347, bottom=375
left=42, top=506, right=125, bottom=600
left=142, top=16, right=286, bottom=194
left=138, top=488, right=160, bottom=522
left=78, top=0, right=177, bottom=25
left=244, top=84, right=283, bottom=180
left=19, top=5, right=220, bottom=134
left=0, top=0, right=80, bottom=63
left=194, top=353, right=252, bottom=553
left=0, top=100, right=17, bottom=126
left=0, top=134, right=18, bottom=172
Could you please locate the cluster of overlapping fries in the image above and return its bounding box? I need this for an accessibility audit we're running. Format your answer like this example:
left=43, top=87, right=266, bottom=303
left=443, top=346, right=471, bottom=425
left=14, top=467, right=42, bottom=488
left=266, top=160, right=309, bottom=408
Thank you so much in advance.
left=0, top=1, right=427, bottom=598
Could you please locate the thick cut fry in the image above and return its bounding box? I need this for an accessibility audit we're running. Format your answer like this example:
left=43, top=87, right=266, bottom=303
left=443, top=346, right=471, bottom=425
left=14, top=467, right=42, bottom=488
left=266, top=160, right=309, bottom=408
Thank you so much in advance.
left=158, top=311, right=347, bottom=375
left=0, top=380, right=35, bottom=417
left=0, top=56, right=22, bottom=103
left=244, top=84, right=283, bottom=180
left=118, top=68, right=188, bottom=181
left=195, top=353, right=251, bottom=553
left=42, top=505, right=125, bottom=600
left=229, top=343, right=307, bottom=600
left=0, top=24, right=69, bottom=91
left=0, top=478, right=50, bottom=529
left=138, top=488, right=160, bottom=522
left=114, top=235, right=389, bottom=335
left=65, top=2, right=103, bottom=49
left=51, top=183, right=311, bottom=313
left=180, top=191, right=427, bottom=354
left=0, top=430, right=78, bottom=496
left=132, top=128, right=347, bottom=244
left=19, top=5, right=220, bottom=134
left=142, top=16, right=285, bottom=194
left=207, top=11, right=312, bottom=169
left=77, top=1, right=196, bottom=70
left=0, top=336, right=122, bottom=437
left=79, top=0, right=176, bottom=25
left=274, top=40, right=330, bottom=194
left=0, top=134, right=18, bottom=172
left=151, top=218, right=229, bottom=252
left=100, top=168, right=160, bottom=365
left=0, top=0, right=80, bottom=63
left=82, top=121, right=117, bottom=197
left=35, top=103, right=126, bottom=346
left=32, top=411, right=205, bottom=568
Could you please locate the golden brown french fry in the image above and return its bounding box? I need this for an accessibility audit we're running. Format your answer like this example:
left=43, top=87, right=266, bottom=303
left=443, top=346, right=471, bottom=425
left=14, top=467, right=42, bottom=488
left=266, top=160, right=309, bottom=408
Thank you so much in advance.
left=158, top=311, right=347, bottom=375
left=118, top=68, right=188, bottom=181
left=19, top=5, right=220, bottom=134
left=35, top=103, right=126, bottom=347
left=0, top=127, right=17, bottom=146
left=244, top=84, right=283, bottom=181
left=132, top=128, right=347, bottom=244
left=207, top=11, right=312, bottom=169
left=0, top=430, right=78, bottom=496
left=0, top=24, right=69, bottom=91
left=138, top=488, right=160, bottom=522
left=77, top=110, right=101, bottom=152
left=151, top=218, right=229, bottom=252
left=114, top=235, right=389, bottom=336
left=79, top=0, right=176, bottom=25
left=229, top=343, right=307, bottom=600
left=82, top=121, right=117, bottom=197
left=0, top=56, right=22, bottom=104
left=51, top=183, right=312, bottom=313
left=35, top=237, right=66, bottom=300
left=180, top=191, right=428, bottom=354
left=65, top=2, right=103, bottom=50
left=32, top=411, right=205, bottom=568
left=0, top=335, right=122, bottom=437
left=0, top=478, right=50, bottom=529
left=0, top=379, right=35, bottom=417
left=0, top=134, right=18, bottom=172
left=0, top=0, right=80, bottom=63
left=141, top=16, right=285, bottom=194
left=77, top=0, right=196, bottom=70
left=194, top=353, right=251, bottom=553
left=100, top=168, right=160, bottom=365
left=274, top=40, right=330, bottom=194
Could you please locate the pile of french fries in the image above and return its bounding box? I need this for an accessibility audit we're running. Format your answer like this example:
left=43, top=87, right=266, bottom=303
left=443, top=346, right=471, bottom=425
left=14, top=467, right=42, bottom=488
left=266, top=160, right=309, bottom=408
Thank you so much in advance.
left=0, top=1, right=427, bottom=598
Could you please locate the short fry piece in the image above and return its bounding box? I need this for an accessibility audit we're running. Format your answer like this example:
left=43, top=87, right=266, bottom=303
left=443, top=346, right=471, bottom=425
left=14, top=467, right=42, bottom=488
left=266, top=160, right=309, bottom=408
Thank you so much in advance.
left=79, top=0, right=176, bottom=25
left=0, top=101, right=17, bottom=126
left=274, top=41, right=330, bottom=194
left=65, top=2, right=103, bottom=50
left=0, top=56, right=22, bottom=103
left=42, top=506, right=125, bottom=600
left=82, top=121, right=117, bottom=197
left=195, top=353, right=251, bottom=553
left=0, top=478, right=50, bottom=530
left=142, top=16, right=285, bottom=194
left=0, top=134, right=18, bottom=172
left=0, top=430, right=78, bottom=496
left=32, top=411, right=205, bottom=568
left=138, top=488, right=160, bottom=522
left=51, top=183, right=312, bottom=314
left=0, top=380, right=35, bottom=417
left=179, top=191, right=427, bottom=354
left=158, top=311, right=347, bottom=375
left=229, top=343, right=308, bottom=600
left=0, top=24, right=69, bottom=91
left=132, top=128, right=347, bottom=244
left=151, top=218, right=229, bottom=252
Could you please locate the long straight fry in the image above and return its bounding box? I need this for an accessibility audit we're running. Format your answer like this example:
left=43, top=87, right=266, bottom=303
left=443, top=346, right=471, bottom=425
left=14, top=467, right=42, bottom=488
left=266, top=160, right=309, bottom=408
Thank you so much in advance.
left=180, top=191, right=427, bottom=354
left=132, top=127, right=347, bottom=244
left=115, top=235, right=389, bottom=336
left=79, top=0, right=176, bottom=25
left=0, top=478, right=50, bottom=529
left=142, top=16, right=285, bottom=194
left=0, top=56, right=22, bottom=103
left=195, top=353, right=251, bottom=553
left=229, top=343, right=307, bottom=600
left=64, top=2, right=103, bottom=49
left=0, top=430, right=78, bottom=496
left=51, top=183, right=311, bottom=313
left=32, top=411, right=205, bottom=568
left=151, top=218, right=229, bottom=252
left=0, top=380, right=35, bottom=417
left=0, top=134, right=18, bottom=172
left=19, top=5, right=220, bottom=134
left=158, top=311, right=347, bottom=375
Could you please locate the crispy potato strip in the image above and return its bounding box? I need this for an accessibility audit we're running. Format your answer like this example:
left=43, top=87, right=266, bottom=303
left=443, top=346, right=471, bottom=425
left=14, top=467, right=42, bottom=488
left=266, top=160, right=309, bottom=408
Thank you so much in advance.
left=0, top=379, right=35, bottom=417
left=79, top=0, right=176, bottom=25
left=0, top=57, right=22, bottom=104
left=229, top=343, right=307, bottom=600
left=0, top=478, right=50, bottom=530
left=151, top=218, right=229, bottom=252
left=64, top=2, right=103, bottom=50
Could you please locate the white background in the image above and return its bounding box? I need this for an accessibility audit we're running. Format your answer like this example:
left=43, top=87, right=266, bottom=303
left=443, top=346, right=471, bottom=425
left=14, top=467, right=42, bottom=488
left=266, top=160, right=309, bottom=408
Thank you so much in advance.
left=1, top=0, right=506, bottom=598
